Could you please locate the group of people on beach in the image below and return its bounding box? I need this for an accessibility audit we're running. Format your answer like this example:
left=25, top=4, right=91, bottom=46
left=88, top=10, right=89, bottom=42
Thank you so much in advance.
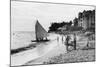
left=65, top=34, right=76, bottom=51
left=57, top=33, right=77, bottom=52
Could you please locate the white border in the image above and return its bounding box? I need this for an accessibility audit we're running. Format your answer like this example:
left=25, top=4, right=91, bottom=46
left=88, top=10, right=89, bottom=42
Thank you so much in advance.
left=0, top=0, right=99, bottom=67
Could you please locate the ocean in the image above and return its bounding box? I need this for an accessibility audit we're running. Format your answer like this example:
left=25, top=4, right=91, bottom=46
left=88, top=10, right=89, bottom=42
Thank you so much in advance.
left=11, top=31, right=36, bottom=49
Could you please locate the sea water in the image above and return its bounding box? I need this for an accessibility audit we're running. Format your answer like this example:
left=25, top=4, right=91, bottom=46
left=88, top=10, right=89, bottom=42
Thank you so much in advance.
left=11, top=31, right=35, bottom=49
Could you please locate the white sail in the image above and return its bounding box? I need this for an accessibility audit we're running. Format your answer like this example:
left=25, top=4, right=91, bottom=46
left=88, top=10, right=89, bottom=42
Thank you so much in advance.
left=35, top=20, right=48, bottom=40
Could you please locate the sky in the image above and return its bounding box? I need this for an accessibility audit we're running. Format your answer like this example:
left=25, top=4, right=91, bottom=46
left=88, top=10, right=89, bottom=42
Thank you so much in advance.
left=11, top=1, right=95, bottom=32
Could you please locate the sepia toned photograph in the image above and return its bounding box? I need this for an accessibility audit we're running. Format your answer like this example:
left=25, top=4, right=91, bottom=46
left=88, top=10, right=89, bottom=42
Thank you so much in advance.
left=11, top=0, right=95, bottom=66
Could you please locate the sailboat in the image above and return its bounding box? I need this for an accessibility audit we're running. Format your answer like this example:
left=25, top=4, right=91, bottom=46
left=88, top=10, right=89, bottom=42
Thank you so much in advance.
left=31, top=20, right=49, bottom=42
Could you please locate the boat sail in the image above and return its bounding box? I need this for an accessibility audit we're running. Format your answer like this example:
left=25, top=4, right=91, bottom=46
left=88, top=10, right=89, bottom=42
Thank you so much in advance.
left=32, top=20, right=49, bottom=42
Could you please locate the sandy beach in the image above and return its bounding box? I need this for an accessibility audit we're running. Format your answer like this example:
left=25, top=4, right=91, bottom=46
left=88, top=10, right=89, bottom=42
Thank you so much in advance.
left=11, top=33, right=64, bottom=66
left=11, top=31, right=95, bottom=66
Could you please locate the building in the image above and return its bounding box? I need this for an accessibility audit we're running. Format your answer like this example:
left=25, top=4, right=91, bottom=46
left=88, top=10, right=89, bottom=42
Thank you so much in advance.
left=78, top=10, right=95, bottom=30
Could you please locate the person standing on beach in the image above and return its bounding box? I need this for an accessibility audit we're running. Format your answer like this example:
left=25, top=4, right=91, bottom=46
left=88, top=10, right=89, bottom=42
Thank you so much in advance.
left=57, top=36, right=59, bottom=44
left=73, top=33, right=76, bottom=50
left=65, top=35, right=70, bottom=51
left=57, top=36, right=59, bottom=41
left=57, top=36, right=59, bottom=42
left=86, top=37, right=89, bottom=48
left=62, top=35, right=64, bottom=44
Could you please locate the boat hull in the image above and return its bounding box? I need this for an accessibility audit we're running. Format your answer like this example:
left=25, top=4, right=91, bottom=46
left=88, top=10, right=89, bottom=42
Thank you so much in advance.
left=31, top=39, right=50, bottom=42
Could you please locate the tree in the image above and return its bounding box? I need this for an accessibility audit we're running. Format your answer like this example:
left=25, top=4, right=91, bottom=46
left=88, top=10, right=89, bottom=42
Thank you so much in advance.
left=69, top=21, right=72, bottom=26
left=73, top=18, right=78, bottom=27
